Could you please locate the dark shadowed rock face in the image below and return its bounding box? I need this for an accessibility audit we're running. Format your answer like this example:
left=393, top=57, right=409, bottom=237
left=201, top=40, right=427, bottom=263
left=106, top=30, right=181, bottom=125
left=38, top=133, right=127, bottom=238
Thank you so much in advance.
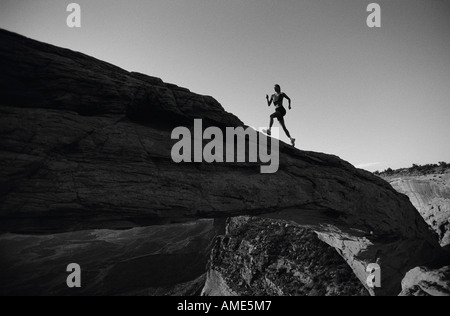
left=0, top=220, right=222, bottom=296
left=202, top=217, right=369, bottom=296
left=0, top=29, right=443, bottom=295
left=384, top=172, right=450, bottom=248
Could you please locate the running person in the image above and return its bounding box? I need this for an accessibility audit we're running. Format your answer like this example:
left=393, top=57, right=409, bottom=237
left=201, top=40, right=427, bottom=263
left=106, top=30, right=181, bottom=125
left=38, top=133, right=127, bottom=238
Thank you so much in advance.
left=263, top=84, right=296, bottom=146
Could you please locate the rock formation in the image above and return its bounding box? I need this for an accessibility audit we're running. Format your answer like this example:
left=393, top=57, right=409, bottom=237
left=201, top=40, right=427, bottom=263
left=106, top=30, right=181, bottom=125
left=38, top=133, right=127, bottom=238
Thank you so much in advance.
left=202, top=217, right=369, bottom=296
left=0, top=219, right=223, bottom=296
left=399, top=265, right=450, bottom=296
left=0, top=29, right=444, bottom=295
left=385, top=173, right=450, bottom=247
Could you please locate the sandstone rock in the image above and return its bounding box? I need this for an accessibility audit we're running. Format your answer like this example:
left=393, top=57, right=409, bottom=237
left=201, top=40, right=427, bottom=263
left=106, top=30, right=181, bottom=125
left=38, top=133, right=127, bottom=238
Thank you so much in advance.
left=202, top=217, right=369, bottom=296
left=202, top=270, right=239, bottom=296
left=0, top=219, right=221, bottom=296
left=387, top=173, right=450, bottom=247
left=399, top=265, right=450, bottom=296
left=0, top=29, right=443, bottom=295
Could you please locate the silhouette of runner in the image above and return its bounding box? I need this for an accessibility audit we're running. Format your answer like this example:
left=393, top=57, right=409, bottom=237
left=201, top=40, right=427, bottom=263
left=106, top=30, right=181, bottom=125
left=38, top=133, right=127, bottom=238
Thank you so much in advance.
left=263, top=84, right=296, bottom=146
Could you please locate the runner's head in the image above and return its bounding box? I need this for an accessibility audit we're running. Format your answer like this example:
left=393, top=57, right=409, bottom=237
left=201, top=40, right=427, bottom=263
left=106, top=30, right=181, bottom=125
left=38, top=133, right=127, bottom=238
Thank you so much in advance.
left=274, top=84, right=281, bottom=93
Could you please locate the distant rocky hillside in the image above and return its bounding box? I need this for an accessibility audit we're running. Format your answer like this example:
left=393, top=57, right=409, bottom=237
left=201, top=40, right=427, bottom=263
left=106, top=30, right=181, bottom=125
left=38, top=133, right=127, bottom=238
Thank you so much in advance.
left=381, top=170, right=450, bottom=248
left=0, top=29, right=446, bottom=296
left=375, top=162, right=449, bottom=177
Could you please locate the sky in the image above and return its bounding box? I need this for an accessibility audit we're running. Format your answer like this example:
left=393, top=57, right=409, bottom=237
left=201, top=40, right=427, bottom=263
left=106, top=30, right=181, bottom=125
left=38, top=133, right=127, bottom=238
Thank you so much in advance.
left=1, top=0, right=449, bottom=172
